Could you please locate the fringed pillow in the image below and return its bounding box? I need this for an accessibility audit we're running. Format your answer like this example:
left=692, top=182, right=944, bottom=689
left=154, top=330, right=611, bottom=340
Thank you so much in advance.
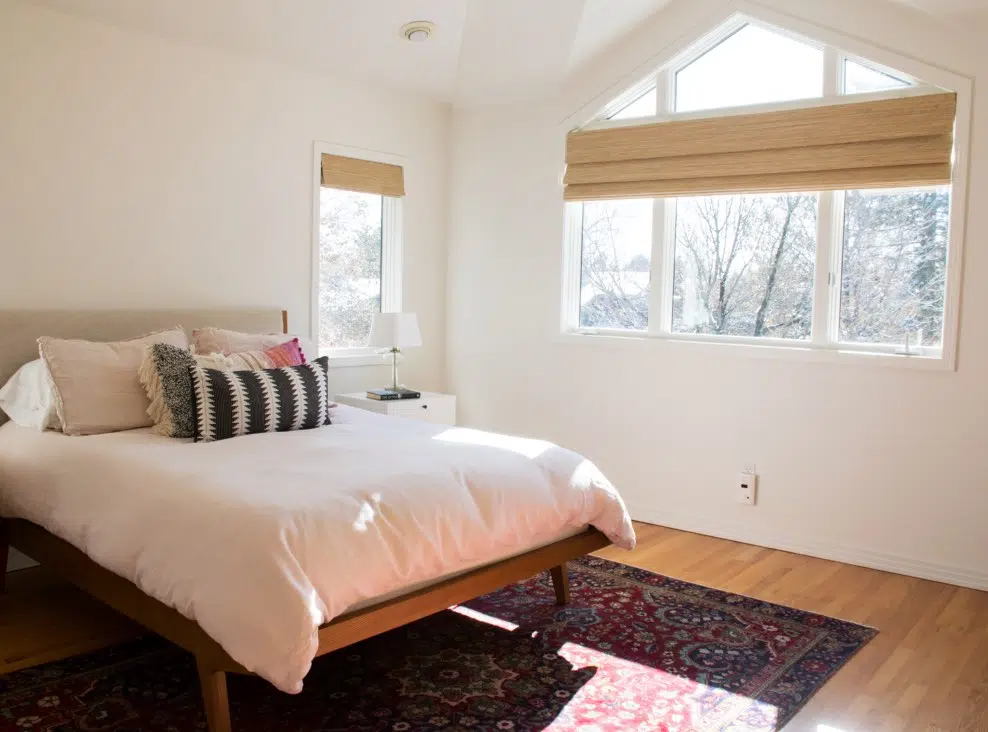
left=139, top=344, right=229, bottom=438
left=140, top=341, right=308, bottom=438
left=191, top=357, right=331, bottom=443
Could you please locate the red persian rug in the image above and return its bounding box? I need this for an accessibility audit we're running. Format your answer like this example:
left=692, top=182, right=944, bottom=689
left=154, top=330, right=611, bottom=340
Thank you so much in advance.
left=0, top=556, right=875, bottom=731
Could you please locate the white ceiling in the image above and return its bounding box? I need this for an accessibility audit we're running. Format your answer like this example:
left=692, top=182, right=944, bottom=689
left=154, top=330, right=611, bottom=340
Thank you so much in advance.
left=21, top=0, right=987, bottom=105
left=21, top=0, right=672, bottom=106
left=895, top=0, right=988, bottom=23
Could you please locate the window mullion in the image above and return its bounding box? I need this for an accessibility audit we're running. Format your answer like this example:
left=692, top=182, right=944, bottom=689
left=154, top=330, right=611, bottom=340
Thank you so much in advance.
left=647, top=70, right=674, bottom=336
left=809, top=46, right=842, bottom=347
left=647, top=199, right=668, bottom=335
left=811, top=191, right=836, bottom=346
left=824, top=45, right=840, bottom=96
left=828, top=191, right=846, bottom=344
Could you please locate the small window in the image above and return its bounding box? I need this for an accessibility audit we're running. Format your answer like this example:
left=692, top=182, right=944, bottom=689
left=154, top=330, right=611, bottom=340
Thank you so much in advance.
left=675, top=24, right=823, bottom=113
left=672, top=193, right=818, bottom=339
left=316, top=148, right=403, bottom=359
left=843, top=59, right=911, bottom=95
left=318, top=188, right=384, bottom=349
left=609, top=87, right=658, bottom=120
left=579, top=199, right=652, bottom=330
left=839, top=187, right=950, bottom=350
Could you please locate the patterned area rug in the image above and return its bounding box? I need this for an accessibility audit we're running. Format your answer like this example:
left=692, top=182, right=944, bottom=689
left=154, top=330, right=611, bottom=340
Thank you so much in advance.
left=0, top=556, right=875, bottom=731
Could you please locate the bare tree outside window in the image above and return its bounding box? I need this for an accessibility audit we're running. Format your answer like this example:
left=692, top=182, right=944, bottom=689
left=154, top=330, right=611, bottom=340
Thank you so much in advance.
left=579, top=200, right=652, bottom=330
left=672, top=194, right=817, bottom=339
left=319, top=188, right=383, bottom=349
left=839, top=187, right=950, bottom=348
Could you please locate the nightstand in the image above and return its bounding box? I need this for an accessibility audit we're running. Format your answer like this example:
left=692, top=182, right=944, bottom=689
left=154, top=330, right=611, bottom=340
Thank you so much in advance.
left=334, top=392, right=456, bottom=426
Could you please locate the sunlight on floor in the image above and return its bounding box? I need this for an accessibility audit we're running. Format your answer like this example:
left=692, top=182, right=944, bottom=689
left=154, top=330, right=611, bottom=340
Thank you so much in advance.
left=552, top=641, right=781, bottom=730
left=451, top=605, right=520, bottom=631
left=432, top=427, right=553, bottom=459
left=817, top=725, right=852, bottom=732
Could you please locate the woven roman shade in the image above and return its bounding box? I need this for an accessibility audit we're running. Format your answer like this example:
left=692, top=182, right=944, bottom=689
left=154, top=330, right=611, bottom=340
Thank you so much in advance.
left=321, top=154, right=405, bottom=197
left=564, top=92, right=956, bottom=201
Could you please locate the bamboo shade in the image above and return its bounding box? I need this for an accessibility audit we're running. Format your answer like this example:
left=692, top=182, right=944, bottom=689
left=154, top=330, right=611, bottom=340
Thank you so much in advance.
left=564, top=92, right=956, bottom=201
left=321, top=154, right=405, bottom=197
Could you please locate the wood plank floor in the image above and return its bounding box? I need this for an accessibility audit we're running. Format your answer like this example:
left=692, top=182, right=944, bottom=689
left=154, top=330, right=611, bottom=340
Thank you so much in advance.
left=3, top=521, right=987, bottom=731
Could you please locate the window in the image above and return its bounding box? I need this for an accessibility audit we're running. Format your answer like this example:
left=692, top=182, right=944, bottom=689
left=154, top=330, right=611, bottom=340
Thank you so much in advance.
left=315, top=147, right=403, bottom=359
left=318, top=187, right=383, bottom=348
left=674, top=24, right=823, bottom=113
left=580, top=199, right=652, bottom=329
left=672, top=193, right=817, bottom=339
left=839, top=187, right=950, bottom=349
left=609, top=87, right=657, bottom=120
left=843, top=59, right=911, bottom=95
left=563, top=18, right=964, bottom=365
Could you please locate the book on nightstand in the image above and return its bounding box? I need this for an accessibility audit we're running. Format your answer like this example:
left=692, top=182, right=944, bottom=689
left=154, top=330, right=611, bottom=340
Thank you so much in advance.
left=366, top=388, right=421, bottom=401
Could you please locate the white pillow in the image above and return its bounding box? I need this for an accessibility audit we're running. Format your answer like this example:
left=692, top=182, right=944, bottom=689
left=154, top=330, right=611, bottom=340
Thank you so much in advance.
left=0, top=359, right=61, bottom=431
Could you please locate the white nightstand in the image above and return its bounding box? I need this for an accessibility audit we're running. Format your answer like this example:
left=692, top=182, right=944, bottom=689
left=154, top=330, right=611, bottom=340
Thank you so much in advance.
left=335, top=392, right=456, bottom=426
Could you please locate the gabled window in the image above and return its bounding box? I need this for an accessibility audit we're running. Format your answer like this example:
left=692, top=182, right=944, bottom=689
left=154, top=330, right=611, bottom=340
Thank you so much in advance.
left=564, top=17, right=965, bottom=366
left=843, top=59, right=911, bottom=95
left=675, top=24, right=823, bottom=113
left=608, top=87, right=657, bottom=120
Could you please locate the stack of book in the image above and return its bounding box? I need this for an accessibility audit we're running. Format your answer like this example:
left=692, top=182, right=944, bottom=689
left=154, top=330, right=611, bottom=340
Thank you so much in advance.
left=366, top=388, right=421, bottom=401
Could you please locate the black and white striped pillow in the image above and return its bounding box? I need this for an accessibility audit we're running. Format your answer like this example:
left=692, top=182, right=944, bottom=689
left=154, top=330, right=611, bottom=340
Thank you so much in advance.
left=191, top=357, right=331, bottom=443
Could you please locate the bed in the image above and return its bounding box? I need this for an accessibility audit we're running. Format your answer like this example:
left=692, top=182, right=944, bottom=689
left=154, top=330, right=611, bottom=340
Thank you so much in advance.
left=0, top=308, right=635, bottom=732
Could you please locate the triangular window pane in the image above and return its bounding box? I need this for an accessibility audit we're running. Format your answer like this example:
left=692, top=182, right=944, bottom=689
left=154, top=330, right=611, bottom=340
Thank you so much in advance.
left=675, top=24, right=823, bottom=113
left=843, top=59, right=912, bottom=95
left=609, top=87, right=658, bottom=120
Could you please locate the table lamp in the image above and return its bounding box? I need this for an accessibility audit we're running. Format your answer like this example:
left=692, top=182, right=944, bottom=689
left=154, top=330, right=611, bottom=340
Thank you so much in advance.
left=368, top=312, right=421, bottom=390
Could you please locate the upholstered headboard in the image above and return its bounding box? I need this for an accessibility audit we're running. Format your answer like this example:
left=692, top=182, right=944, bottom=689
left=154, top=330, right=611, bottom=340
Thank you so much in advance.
left=0, top=308, right=287, bottom=426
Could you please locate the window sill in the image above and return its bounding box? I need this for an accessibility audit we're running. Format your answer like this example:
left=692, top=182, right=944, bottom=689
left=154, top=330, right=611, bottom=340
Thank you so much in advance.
left=320, top=352, right=389, bottom=369
left=555, top=330, right=954, bottom=371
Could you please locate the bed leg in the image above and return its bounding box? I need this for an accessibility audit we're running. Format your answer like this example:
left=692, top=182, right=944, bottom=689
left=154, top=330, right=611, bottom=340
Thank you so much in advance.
left=197, top=659, right=232, bottom=732
left=0, top=519, right=9, bottom=594
left=550, top=563, right=570, bottom=605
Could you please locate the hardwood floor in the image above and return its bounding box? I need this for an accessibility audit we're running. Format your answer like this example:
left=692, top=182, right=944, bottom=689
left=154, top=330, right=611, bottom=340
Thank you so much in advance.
left=2, top=521, right=987, bottom=730
left=596, top=523, right=988, bottom=732
left=0, top=566, right=142, bottom=673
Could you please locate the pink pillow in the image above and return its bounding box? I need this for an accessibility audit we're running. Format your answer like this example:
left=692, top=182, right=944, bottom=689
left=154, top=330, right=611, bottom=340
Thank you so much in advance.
left=263, top=338, right=306, bottom=367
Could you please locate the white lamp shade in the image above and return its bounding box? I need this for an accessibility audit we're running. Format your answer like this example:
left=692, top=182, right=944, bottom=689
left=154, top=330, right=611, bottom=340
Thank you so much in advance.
left=368, top=312, right=422, bottom=348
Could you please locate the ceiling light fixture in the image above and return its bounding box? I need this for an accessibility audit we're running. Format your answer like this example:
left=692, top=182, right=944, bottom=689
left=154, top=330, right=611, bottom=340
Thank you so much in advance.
left=400, top=21, right=435, bottom=43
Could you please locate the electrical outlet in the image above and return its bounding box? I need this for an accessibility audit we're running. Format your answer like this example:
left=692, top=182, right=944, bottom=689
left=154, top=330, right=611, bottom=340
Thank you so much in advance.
left=738, top=472, right=757, bottom=505
left=743, top=462, right=757, bottom=476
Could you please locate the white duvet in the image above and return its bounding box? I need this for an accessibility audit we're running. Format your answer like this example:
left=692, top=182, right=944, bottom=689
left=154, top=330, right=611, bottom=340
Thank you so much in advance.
left=0, top=406, right=635, bottom=693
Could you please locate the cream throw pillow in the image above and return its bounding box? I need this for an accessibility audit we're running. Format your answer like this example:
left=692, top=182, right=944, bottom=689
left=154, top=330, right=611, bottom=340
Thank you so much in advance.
left=192, top=327, right=316, bottom=362
left=39, top=327, right=188, bottom=436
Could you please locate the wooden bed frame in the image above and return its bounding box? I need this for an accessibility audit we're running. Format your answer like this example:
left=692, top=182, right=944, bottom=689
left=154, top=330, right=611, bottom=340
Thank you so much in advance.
left=0, top=308, right=611, bottom=730
left=1, top=517, right=609, bottom=732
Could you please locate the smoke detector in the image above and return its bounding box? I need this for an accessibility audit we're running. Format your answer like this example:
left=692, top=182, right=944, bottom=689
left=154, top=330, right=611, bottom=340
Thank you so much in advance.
left=400, top=21, right=435, bottom=43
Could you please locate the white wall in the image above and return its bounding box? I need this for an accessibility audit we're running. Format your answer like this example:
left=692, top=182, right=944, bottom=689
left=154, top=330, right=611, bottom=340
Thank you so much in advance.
left=0, top=1, right=449, bottom=394
left=448, top=0, right=988, bottom=588
left=1, top=2, right=450, bottom=570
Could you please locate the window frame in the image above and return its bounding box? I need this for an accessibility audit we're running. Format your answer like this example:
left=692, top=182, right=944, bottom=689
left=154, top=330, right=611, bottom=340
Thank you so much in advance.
left=560, top=13, right=970, bottom=371
left=311, top=141, right=404, bottom=368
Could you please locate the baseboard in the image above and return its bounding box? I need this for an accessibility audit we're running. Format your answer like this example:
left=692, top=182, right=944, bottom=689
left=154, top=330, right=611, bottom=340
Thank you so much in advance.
left=6, top=547, right=38, bottom=572
left=629, top=504, right=988, bottom=592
